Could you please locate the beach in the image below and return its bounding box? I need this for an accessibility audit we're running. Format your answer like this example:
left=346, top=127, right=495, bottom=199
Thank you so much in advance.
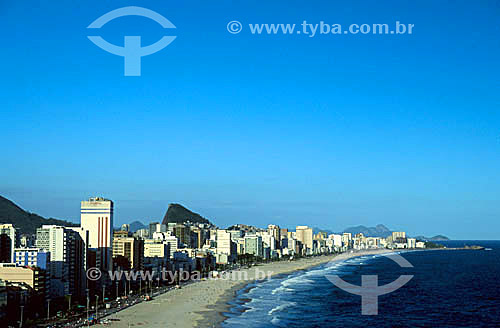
left=106, top=248, right=394, bottom=328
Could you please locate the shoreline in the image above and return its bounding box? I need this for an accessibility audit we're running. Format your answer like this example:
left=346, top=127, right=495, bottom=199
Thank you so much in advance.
left=106, top=249, right=395, bottom=328
left=105, top=247, right=479, bottom=328
left=200, top=248, right=397, bottom=328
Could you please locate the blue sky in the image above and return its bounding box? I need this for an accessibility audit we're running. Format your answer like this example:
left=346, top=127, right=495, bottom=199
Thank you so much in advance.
left=0, top=1, right=499, bottom=239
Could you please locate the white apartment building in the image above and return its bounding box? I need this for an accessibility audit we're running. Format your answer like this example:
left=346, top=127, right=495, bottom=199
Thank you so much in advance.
left=216, top=230, right=232, bottom=255
left=144, top=239, right=170, bottom=258
left=328, top=234, right=343, bottom=248
left=152, top=232, right=179, bottom=254
left=259, top=232, right=276, bottom=251
left=80, top=197, right=113, bottom=271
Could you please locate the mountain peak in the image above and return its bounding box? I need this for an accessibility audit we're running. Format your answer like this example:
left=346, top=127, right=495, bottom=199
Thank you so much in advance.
left=162, top=203, right=212, bottom=225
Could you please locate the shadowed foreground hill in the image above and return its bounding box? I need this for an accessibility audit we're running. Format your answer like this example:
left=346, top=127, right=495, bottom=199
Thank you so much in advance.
left=162, top=203, right=212, bottom=225
left=0, top=195, right=76, bottom=234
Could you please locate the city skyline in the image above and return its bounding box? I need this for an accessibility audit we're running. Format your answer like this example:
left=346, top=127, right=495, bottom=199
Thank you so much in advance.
left=0, top=194, right=477, bottom=240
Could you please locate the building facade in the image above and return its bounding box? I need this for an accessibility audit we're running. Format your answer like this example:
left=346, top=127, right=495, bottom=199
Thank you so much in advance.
left=0, top=224, right=17, bottom=263
left=80, top=197, right=114, bottom=271
left=296, top=226, right=313, bottom=253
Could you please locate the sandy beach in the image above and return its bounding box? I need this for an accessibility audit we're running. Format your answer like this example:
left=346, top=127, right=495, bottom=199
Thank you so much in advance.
left=106, top=249, right=394, bottom=328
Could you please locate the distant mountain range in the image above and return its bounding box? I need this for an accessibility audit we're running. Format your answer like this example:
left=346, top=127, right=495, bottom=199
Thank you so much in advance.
left=162, top=203, right=212, bottom=225
left=0, top=195, right=77, bottom=234
left=314, top=224, right=450, bottom=240
left=312, top=227, right=335, bottom=235
left=342, top=224, right=393, bottom=238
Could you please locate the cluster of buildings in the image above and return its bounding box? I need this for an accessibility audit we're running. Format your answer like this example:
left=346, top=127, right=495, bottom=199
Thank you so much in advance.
left=0, top=196, right=426, bottom=325
left=342, top=231, right=425, bottom=251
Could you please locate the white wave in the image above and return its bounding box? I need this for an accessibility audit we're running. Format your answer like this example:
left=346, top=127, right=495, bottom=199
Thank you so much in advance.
left=268, top=302, right=297, bottom=315
left=281, top=276, right=314, bottom=287
left=271, top=285, right=294, bottom=294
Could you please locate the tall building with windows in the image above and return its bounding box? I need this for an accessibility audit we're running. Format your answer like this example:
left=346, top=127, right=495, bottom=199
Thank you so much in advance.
left=81, top=197, right=113, bottom=271
left=168, top=223, right=190, bottom=247
left=216, top=230, right=231, bottom=254
left=267, top=225, right=281, bottom=249
left=149, top=222, right=166, bottom=237
left=112, top=235, right=144, bottom=270
left=244, top=235, right=263, bottom=258
left=342, top=233, right=352, bottom=248
left=295, top=226, right=313, bottom=252
left=151, top=231, right=179, bottom=255
left=35, top=225, right=86, bottom=299
left=190, top=226, right=209, bottom=249
left=0, top=224, right=17, bottom=263
left=392, top=231, right=406, bottom=239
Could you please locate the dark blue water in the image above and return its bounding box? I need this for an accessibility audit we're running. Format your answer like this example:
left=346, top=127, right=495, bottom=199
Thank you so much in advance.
left=222, top=241, right=500, bottom=327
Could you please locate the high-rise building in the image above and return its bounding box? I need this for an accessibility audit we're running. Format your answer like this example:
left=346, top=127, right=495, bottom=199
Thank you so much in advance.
left=0, top=235, right=12, bottom=264
left=328, top=234, right=342, bottom=248
left=228, top=229, right=243, bottom=241
left=280, top=228, right=289, bottom=240
left=392, top=231, right=406, bottom=240
left=314, top=231, right=328, bottom=240
left=80, top=197, right=113, bottom=271
left=65, top=227, right=88, bottom=300
left=216, top=230, right=233, bottom=255
left=342, top=233, right=352, bottom=248
left=35, top=225, right=66, bottom=297
left=168, top=223, right=190, bottom=247
left=260, top=232, right=276, bottom=251
left=149, top=222, right=166, bottom=237
left=134, top=228, right=149, bottom=239
left=151, top=231, right=179, bottom=255
left=112, top=236, right=144, bottom=270
left=191, top=226, right=209, bottom=249
left=35, top=225, right=86, bottom=299
left=295, top=226, right=313, bottom=252
left=267, top=225, right=281, bottom=249
left=0, top=224, right=17, bottom=263
left=244, top=235, right=263, bottom=258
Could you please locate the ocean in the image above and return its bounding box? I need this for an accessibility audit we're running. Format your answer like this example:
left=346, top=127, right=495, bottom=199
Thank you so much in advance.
left=222, top=241, right=500, bottom=327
